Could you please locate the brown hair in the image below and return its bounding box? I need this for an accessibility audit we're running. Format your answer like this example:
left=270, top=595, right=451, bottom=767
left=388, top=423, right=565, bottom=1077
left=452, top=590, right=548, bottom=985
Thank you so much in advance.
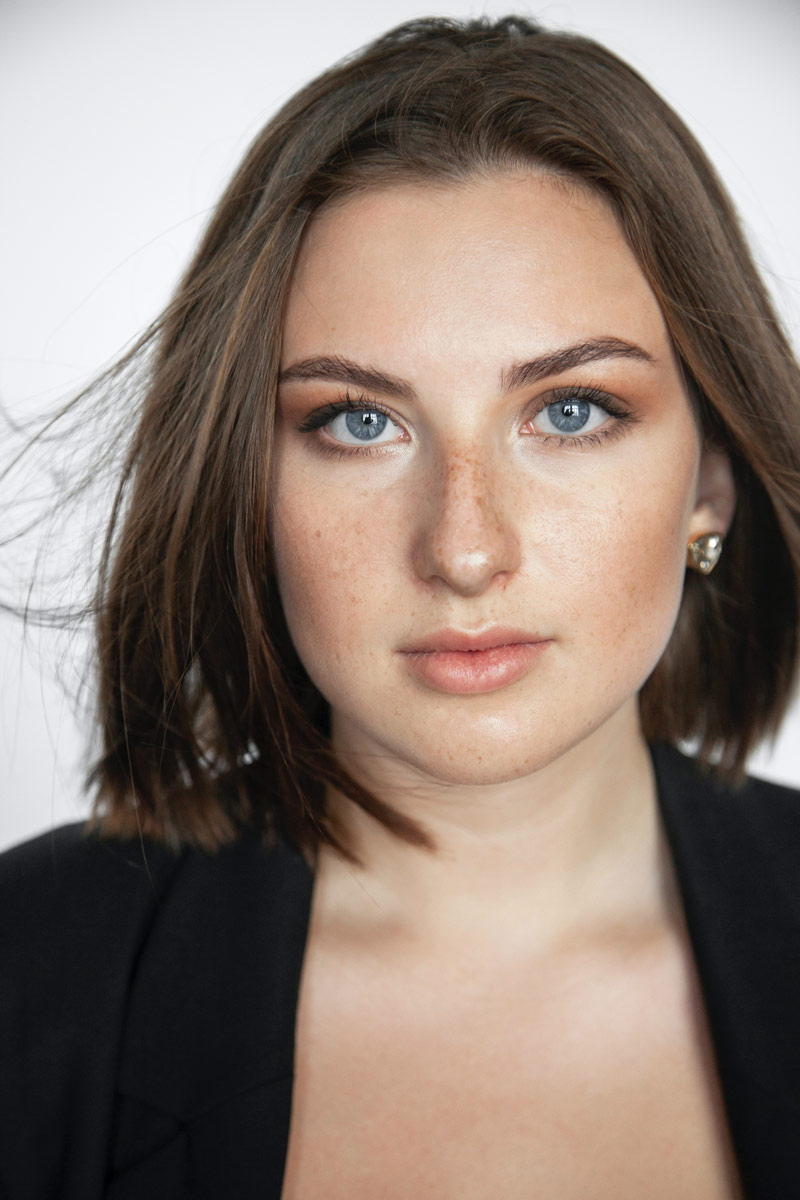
left=72, top=16, right=800, bottom=864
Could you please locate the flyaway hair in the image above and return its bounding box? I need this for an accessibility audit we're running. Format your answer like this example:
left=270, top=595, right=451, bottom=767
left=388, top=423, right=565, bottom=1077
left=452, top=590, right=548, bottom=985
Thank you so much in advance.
left=7, top=16, right=799, bottom=864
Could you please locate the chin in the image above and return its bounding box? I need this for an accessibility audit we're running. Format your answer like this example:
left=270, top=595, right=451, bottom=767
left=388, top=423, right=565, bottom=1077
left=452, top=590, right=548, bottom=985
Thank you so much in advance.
left=354, top=707, right=616, bottom=791
left=329, top=658, right=650, bottom=793
left=415, top=751, right=556, bottom=788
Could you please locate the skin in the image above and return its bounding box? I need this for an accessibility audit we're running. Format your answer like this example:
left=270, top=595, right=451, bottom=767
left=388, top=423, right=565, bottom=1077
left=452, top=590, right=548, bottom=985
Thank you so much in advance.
left=271, top=172, right=736, bottom=954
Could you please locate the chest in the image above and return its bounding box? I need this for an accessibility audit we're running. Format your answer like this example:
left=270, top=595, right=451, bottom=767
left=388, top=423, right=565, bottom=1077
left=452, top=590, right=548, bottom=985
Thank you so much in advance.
left=280, top=929, right=743, bottom=1199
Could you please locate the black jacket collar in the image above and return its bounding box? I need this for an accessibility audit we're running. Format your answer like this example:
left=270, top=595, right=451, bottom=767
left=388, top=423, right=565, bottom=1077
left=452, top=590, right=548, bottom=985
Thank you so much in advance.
left=650, top=743, right=800, bottom=1195
left=116, top=744, right=800, bottom=1197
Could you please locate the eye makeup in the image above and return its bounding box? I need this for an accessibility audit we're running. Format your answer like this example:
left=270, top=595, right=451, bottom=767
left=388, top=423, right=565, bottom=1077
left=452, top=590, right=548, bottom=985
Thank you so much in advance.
left=524, top=384, right=639, bottom=449
left=292, top=382, right=639, bottom=459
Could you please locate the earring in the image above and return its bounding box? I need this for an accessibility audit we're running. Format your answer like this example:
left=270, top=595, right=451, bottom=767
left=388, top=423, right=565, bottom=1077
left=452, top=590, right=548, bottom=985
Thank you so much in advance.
left=687, top=533, right=723, bottom=575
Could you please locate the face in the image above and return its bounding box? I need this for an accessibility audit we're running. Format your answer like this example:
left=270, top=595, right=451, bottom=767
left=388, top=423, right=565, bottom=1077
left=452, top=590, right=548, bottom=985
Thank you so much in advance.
left=271, top=173, right=728, bottom=790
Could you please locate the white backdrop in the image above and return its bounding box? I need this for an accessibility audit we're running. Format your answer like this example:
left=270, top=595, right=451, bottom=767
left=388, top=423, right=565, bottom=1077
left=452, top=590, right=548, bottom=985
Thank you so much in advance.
left=2, top=0, right=799, bottom=852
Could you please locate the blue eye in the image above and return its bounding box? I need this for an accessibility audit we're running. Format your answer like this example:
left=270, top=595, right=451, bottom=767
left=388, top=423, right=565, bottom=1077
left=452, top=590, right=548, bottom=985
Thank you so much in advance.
left=546, top=398, right=589, bottom=432
left=343, top=410, right=388, bottom=440
left=321, top=406, right=402, bottom=446
left=295, top=395, right=406, bottom=450
left=533, top=396, right=610, bottom=437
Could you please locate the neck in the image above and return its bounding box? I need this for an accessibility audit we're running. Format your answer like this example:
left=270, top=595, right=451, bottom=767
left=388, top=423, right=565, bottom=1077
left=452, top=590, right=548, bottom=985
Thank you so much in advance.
left=315, top=703, right=675, bottom=957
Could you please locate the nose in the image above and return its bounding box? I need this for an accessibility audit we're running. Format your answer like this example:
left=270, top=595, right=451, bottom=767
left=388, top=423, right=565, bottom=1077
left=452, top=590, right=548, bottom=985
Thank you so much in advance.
left=411, top=442, right=522, bottom=596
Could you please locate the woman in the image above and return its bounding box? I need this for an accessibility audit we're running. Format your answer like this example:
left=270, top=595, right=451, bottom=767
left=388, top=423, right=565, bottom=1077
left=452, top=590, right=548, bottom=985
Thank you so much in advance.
left=2, top=15, right=799, bottom=1199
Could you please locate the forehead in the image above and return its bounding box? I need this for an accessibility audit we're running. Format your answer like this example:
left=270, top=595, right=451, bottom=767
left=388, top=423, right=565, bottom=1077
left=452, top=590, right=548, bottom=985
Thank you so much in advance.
left=283, top=172, right=673, bottom=372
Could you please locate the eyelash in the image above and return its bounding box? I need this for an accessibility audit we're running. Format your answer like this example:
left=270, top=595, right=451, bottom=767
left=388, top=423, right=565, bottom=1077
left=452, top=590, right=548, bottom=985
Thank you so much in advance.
left=295, top=385, right=636, bottom=459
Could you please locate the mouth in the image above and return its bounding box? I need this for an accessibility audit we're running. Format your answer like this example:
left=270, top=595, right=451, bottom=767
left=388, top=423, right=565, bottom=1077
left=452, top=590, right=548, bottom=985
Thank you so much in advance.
left=398, top=627, right=551, bottom=694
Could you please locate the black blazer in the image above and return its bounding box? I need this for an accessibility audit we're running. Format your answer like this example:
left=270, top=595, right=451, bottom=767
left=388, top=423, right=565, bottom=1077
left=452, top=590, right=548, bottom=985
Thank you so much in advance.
left=1, top=743, right=799, bottom=1199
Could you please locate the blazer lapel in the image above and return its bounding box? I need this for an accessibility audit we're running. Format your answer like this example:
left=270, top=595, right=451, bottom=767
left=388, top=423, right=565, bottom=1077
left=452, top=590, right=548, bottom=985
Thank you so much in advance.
left=117, top=747, right=800, bottom=1197
left=652, top=743, right=800, bottom=1197
left=115, top=830, right=315, bottom=1198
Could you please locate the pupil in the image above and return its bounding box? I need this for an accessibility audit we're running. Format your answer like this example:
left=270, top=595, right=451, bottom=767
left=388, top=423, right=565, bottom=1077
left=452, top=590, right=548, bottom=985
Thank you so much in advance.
left=345, top=410, right=388, bottom=440
left=548, top=398, right=590, bottom=433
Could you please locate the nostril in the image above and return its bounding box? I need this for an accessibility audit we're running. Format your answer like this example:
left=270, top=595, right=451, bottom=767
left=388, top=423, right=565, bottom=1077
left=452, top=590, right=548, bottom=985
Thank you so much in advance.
left=412, top=513, right=521, bottom=596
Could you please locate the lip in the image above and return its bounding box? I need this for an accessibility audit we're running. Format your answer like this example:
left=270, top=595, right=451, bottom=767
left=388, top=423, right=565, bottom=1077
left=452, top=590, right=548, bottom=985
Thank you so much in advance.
left=398, top=627, right=551, bottom=694
left=399, top=626, right=544, bottom=654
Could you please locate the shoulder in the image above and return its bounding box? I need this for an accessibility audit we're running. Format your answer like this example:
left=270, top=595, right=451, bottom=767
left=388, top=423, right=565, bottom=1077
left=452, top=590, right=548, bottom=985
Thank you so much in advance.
left=0, top=818, right=315, bottom=1033
left=0, top=826, right=183, bottom=1195
left=0, top=819, right=312, bottom=977
left=0, top=824, right=183, bottom=1059
left=0, top=823, right=185, bottom=976
left=651, top=741, right=800, bottom=910
left=0, top=821, right=314, bottom=1196
left=651, top=740, right=800, bottom=826
left=0, top=820, right=180, bottom=907
left=650, top=745, right=800, bottom=1190
left=0, top=819, right=313, bottom=1047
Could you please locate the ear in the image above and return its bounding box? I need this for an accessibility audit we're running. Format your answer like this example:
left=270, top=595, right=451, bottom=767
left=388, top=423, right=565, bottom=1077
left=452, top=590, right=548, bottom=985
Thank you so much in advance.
left=688, top=444, right=736, bottom=540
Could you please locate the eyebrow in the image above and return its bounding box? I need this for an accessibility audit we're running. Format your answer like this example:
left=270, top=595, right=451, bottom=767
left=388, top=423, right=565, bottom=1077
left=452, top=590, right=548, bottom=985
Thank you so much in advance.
left=277, top=337, right=654, bottom=399
left=501, top=336, right=654, bottom=391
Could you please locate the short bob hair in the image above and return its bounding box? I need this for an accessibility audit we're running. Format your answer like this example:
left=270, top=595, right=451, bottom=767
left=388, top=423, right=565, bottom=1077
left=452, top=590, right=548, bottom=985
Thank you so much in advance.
left=86, top=15, right=800, bottom=865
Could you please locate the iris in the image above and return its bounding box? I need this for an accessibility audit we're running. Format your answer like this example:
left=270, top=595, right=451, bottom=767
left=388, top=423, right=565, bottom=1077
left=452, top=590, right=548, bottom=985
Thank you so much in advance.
left=547, top=398, right=591, bottom=433
left=345, top=410, right=388, bottom=440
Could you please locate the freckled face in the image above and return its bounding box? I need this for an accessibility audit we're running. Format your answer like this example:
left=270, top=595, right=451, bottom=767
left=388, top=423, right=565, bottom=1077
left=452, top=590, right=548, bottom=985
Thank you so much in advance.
left=271, top=174, right=704, bottom=786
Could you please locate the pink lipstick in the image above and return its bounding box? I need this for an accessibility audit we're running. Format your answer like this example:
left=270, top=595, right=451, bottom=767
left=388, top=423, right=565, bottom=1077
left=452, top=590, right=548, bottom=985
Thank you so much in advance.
left=398, top=627, right=550, bottom=695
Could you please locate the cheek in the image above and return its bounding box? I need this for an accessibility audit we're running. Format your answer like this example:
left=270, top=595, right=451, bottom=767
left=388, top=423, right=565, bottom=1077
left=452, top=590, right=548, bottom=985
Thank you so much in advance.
left=544, top=453, right=696, bottom=678
left=270, top=472, right=406, bottom=677
left=271, top=422, right=700, bottom=714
